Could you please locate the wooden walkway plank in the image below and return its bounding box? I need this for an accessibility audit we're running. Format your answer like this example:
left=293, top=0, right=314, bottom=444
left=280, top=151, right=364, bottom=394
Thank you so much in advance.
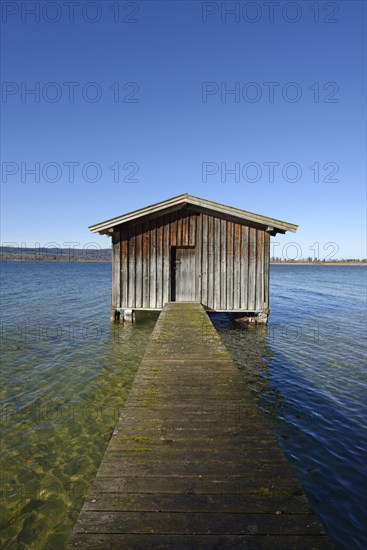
left=67, top=303, right=332, bottom=549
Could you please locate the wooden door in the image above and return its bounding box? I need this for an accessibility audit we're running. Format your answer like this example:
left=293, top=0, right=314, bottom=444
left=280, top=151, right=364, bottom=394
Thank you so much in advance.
left=172, top=247, right=196, bottom=301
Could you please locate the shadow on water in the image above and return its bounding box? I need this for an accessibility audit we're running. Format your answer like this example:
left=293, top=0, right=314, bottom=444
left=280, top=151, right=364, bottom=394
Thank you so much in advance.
left=210, top=312, right=367, bottom=550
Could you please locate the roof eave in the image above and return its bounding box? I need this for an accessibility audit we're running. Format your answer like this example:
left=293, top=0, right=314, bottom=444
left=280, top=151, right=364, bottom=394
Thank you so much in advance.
left=89, top=194, right=298, bottom=235
left=89, top=193, right=189, bottom=234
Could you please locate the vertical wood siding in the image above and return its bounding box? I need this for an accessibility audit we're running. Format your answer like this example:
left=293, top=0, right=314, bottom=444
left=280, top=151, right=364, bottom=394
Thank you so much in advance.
left=263, top=231, right=270, bottom=311
left=111, top=230, right=121, bottom=309
left=115, top=210, right=268, bottom=311
left=121, top=228, right=128, bottom=308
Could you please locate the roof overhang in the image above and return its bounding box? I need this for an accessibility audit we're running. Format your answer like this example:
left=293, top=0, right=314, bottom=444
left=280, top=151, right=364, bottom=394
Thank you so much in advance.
left=89, top=194, right=298, bottom=236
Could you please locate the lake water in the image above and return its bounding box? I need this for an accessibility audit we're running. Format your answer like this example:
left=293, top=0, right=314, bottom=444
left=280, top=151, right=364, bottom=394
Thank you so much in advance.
left=0, top=262, right=366, bottom=549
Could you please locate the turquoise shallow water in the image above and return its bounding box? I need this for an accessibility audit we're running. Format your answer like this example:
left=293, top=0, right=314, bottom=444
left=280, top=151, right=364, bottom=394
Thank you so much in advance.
left=0, top=262, right=366, bottom=549
left=0, top=262, right=158, bottom=549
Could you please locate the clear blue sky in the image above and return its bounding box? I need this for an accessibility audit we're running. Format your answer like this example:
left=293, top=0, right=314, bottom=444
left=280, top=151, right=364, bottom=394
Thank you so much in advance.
left=1, top=0, right=366, bottom=260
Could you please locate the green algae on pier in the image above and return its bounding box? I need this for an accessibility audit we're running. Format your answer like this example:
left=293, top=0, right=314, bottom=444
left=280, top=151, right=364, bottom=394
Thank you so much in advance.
left=67, top=303, right=331, bottom=548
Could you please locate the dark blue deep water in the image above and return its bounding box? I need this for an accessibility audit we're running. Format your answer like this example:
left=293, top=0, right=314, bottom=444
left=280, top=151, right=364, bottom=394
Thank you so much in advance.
left=0, top=262, right=366, bottom=549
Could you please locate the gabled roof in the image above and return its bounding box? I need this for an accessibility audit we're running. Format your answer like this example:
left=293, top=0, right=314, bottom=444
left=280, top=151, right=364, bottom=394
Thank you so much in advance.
left=89, top=193, right=298, bottom=236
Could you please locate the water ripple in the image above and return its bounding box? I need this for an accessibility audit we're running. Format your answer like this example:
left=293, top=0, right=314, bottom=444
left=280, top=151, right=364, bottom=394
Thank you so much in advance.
left=215, top=266, right=367, bottom=550
left=1, top=262, right=366, bottom=549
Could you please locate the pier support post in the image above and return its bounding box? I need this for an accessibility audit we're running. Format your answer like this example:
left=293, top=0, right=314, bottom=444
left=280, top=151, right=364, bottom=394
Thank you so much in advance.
left=112, top=308, right=135, bottom=322
left=234, top=310, right=269, bottom=326
left=123, top=309, right=135, bottom=322
left=256, top=311, right=269, bottom=324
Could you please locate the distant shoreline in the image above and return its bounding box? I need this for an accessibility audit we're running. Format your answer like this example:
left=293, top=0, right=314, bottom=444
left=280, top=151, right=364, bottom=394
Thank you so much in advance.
left=0, top=259, right=111, bottom=263
left=270, top=262, right=367, bottom=266
left=0, top=259, right=365, bottom=266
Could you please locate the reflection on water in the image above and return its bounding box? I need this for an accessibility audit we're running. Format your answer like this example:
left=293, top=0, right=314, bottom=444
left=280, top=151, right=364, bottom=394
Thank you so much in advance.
left=213, top=266, right=367, bottom=550
left=0, top=263, right=366, bottom=549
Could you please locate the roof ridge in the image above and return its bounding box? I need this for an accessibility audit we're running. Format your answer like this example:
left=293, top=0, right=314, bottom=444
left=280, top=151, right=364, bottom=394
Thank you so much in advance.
left=89, top=194, right=298, bottom=236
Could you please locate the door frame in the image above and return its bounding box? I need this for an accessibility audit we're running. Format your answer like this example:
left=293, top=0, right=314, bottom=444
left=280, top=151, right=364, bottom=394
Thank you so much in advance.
left=170, top=246, right=196, bottom=302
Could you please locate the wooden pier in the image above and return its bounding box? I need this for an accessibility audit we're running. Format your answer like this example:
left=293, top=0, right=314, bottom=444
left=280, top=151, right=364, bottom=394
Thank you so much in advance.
left=67, top=303, right=332, bottom=549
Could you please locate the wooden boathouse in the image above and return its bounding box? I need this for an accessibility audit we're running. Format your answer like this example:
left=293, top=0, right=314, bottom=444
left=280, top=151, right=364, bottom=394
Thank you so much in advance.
left=89, top=194, right=297, bottom=321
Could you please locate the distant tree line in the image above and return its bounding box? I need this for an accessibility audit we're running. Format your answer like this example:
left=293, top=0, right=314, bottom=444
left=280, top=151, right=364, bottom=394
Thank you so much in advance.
left=0, top=247, right=112, bottom=262
left=1, top=247, right=365, bottom=263
left=270, top=256, right=366, bottom=263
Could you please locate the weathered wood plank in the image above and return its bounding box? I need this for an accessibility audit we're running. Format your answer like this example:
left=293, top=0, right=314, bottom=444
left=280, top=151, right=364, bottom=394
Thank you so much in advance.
left=248, top=227, right=256, bottom=310
left=201, top=214, right=208, bottom=306
left=220, top=219, right=227, bottom=310
left=120, top=228, right=128, bottom=308
left=214, top=217, right=221, bottom=309
left=264, top=231, right=270, bottom=311
left=135, top=223, right=143, bottom=308
left=233, top=223, right=241, bottom=309
left=156, top=219, right=163, bottom=308
left=176, top=211, right=183, bottom=247
left=73, top=510, right=327, bottom=535
left=142, top=221, right=150, bottom=308
left=104, top=445, right=287, bottom=461
left=107, top=438, right=279, bottom=452
left=163, top=215, right=170, bottom=304
left=88, top=475, right=304, bottom=496
left=127, top=226, right=135, bottom=308
left=240, top=225, right=249, bottom=310
left=207, top=214, right=214, bottom=309
left=96, top=461, right=302, bottom=477
left=226, top=221, right=234, bottom=310
left=149, top=219, right=156, bottom=309
left=256, top=229, right=264, bottom=310
left=195, top=212, right=201, bottom=301
left=189, top=211, right=196, bottom=247
left=182, top=209, right=189, bottom=246
left=68, top=534, right=330, bottom=550
left=111, top=230, right=121, bottom=309
left=83, top=493, right=313, bottom=513
left=170, top=211, right=177, bottom=247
